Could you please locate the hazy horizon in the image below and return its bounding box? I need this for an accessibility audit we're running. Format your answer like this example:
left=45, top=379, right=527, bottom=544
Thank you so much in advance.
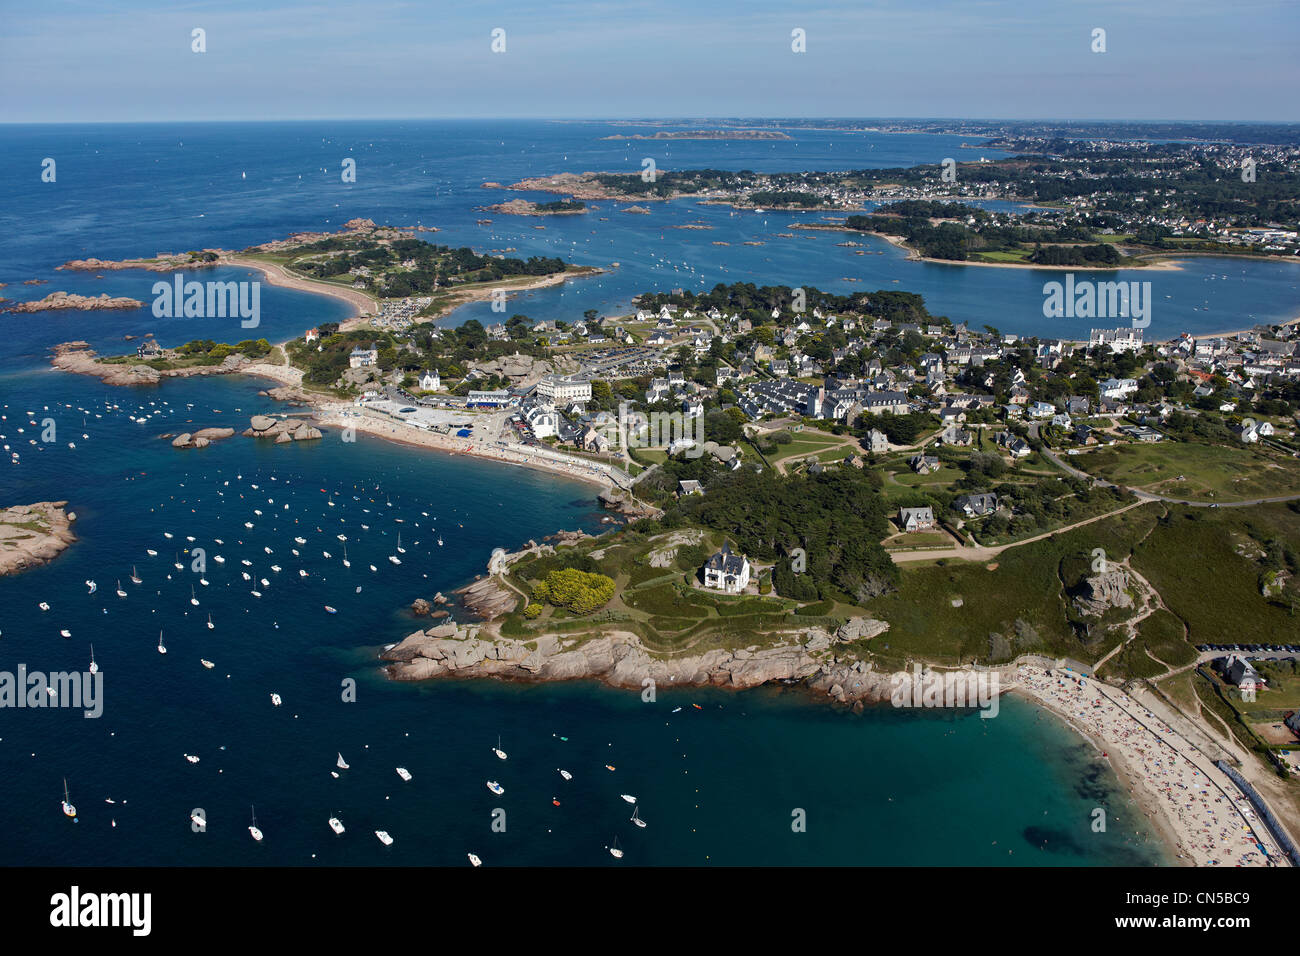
left=4, top=0, right=1297, bottom=124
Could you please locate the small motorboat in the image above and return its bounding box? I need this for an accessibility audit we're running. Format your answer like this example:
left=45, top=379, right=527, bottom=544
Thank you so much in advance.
left=200, top=659, right=214, bottom=669
left=329, top=816, right=345, bottom=835
left=184, top=754, right=199, bottom=764
left=324, top=605, right=337, bottom=614
left=605, top=765, right=616, bottom=772
left=620, top=794, right=637, bottom=804
left=375, top=830, right=394, bottom=846
left=552, top=798, right=561, bottom=806
left=270, top=693, right=282, bottom=706
left=468, top=853, right=482, bottom=867
left=39, top=602, right=50, bottom=611
left=486, top=780, right=504, bottom=795
left=146, top=549, right=158, bottom=556
left=396, top=767, right=412, bottom=782
left=558, top=769, right=572, bottom=781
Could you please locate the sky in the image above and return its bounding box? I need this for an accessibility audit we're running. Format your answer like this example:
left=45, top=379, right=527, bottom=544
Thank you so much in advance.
left=2, top=0, right=1298, bottom=123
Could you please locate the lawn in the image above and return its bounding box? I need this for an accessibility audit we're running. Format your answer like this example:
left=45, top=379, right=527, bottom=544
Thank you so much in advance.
left=1073, top=440, right=1300, bottom=501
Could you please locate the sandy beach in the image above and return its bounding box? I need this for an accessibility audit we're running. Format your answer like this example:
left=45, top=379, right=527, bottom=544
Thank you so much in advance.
left=223, top=256, right=376, bottom=316
left=312, top=403, right=623, bottom=491
left=1013, top=663, right=1286, bottom=867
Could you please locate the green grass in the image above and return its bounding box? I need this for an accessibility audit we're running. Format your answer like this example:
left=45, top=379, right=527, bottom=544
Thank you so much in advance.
left=1131, top=505, right=1300, bottom=645
left=1074, top=440, right=1300, bottom=501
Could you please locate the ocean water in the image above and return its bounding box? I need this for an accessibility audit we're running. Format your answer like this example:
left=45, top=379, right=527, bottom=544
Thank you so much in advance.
left=0, top=120, right=1209, bottom=866
left=1, top=120, right=1296, bottom=343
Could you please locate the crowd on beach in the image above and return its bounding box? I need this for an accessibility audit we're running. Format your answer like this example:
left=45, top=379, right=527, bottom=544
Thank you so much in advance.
left=1016, top=664, right=1285, bottom=867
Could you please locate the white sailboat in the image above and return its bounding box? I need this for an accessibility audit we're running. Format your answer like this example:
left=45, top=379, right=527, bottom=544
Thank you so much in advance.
left=336, top=753, right=349, bottom=770
left=130, top=565, right=142, bottom=584
left=207, top=613, right=214, bottom=630
left=631, top=806, right=646, bottom=828
left=342, top=544, right=350, bottom=568
left=493, top=736, right=507, bottom=760
left=157, top=630, right=167, bottom=654
left=88, top=644, right=98, bottom=674
left=61, top=779, right=76, bottom=818
left=115, top=580, right=126, bottom=598
left=608, top=836, right=623, bottom=859
left=249, top=806, right=263, bottom=842
left=396, top=533, right=405, bottom=554
left=190, top=586, right=199, bottom=607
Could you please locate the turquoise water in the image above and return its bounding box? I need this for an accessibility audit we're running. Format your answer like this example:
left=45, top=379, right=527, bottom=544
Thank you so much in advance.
left=0, top=120, right=1208, bottom=865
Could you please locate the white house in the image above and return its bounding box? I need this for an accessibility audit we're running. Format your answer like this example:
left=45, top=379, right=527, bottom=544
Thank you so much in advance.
left=537, top=375, right=592, bottom=405
left=702, top=542, right=751, bottom=593
left=349, top=347, right=378, bottom=368
left=898, top=507, right=936, bottom=532
left=418, top=369, right=440, bottom=391
left=525, top=405, right=559, bottom=439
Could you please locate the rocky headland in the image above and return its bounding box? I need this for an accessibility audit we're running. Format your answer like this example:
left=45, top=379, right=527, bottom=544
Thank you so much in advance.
left=0, top=502, right=77, bottom=576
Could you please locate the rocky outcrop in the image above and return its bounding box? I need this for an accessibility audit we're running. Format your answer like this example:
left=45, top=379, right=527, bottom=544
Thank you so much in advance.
left=5, top=291, right=143, bottom=313
left=242, top=416, right=323, bottom=442
left=411, top=598, right=433, bottom=617
left=455, top=575, right=518, bottom=621
left=835, top=617, right=890, bottom=643
left=0, top=502, right=76, bottom=576
left=379, top=625, right=894, bottom=707
left=169, top=427, right=235, bottom=449
left=51, top=341, right=162, bottom=386
left=598, top=487, right=659, bottom=519
left=469, top=353, right=554, bottom=384
left=1075, top=570, right=1133, bottom=616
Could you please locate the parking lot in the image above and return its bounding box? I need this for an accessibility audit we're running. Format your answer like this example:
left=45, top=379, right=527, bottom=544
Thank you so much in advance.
left=1196, top=643, right=1300, bottom=663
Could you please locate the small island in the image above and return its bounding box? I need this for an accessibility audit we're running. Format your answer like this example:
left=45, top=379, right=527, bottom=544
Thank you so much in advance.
left=0, top=502, right=76, bottom=576
left=599, top=129, right=792, bottom=141
left=483, top=198, right=588, bottom=216
left=5, top=292, right=144, bottom=313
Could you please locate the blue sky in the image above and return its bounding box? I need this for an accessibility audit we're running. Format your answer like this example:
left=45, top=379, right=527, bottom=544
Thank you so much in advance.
left=2, top=0, right=1297, bottom=122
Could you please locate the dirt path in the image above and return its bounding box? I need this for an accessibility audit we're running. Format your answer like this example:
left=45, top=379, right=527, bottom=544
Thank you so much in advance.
left=891, top=499, right=1149, bottom=564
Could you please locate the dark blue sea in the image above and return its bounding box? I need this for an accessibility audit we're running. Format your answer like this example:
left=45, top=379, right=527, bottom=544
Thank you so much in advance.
left=0, top=120, right=1220, bottom=865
